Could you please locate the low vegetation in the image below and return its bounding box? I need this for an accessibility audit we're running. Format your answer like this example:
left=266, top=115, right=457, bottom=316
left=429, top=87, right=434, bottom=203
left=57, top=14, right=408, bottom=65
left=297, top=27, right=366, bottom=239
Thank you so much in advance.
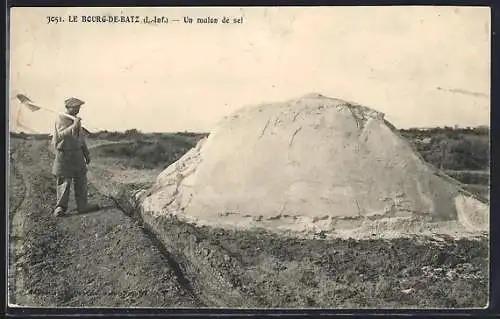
left=90, top=131, right=207, bottom=169
left=204, top=227, right=489, bottom=308
left=399, top=126, right=489, bottom=171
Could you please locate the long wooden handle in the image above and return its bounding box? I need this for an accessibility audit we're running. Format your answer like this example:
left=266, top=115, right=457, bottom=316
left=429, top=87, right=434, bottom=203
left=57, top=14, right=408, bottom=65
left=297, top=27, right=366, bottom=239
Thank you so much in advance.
left=53, top=111, right=98, bottom=133
left=55, top=110, right=78, bottom=121
left=16, top=94, right=99, bottom=132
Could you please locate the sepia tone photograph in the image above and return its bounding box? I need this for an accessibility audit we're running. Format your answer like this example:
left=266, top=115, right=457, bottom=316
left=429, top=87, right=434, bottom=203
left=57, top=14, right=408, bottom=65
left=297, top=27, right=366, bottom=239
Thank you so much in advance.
left=8, top=6, right=490, bottom=309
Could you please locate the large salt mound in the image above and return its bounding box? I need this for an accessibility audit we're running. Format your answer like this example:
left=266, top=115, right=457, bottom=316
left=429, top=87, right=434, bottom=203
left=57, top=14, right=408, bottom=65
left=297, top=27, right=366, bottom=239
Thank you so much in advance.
left=136, top=94, right=489, bottom=238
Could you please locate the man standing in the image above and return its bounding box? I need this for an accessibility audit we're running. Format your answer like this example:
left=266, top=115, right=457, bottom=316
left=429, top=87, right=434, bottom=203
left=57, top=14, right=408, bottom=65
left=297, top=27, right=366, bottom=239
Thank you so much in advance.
left=51, top=97, right=99, bottom=217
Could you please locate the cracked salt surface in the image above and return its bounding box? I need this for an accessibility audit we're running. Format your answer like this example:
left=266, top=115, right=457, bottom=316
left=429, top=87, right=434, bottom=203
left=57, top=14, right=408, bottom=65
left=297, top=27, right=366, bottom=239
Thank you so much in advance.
left=138, top=94, right=489, bottom=239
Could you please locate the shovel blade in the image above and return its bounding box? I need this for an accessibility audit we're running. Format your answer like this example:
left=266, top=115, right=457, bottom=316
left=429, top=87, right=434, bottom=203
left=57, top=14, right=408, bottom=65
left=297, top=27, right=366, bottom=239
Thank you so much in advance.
left=16, top=94, right=42, bottom=111
left=25, top=103, right=42, bottom=112
left=16, top=93, right=32, bottom=103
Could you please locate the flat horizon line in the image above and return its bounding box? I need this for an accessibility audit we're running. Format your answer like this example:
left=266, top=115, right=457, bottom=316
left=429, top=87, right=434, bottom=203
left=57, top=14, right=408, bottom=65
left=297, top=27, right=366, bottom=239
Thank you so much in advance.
left=9, top=124, right=491, bottom=136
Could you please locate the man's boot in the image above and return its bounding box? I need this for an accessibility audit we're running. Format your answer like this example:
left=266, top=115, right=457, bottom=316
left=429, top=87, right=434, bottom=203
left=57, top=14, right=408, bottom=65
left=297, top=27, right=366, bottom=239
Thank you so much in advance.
left=74, top=172, right=100, bottom=214
left=53, top=206, right=66, bottom=217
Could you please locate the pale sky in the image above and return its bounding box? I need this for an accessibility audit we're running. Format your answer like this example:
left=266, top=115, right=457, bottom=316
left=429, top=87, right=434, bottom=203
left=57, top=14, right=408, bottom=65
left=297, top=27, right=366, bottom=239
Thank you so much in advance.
left=9, top=6, right=491, bottom=133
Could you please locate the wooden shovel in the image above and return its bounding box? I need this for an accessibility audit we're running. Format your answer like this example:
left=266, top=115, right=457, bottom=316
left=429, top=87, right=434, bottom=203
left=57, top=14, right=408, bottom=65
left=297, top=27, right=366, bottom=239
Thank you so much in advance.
left=14, top=93, right=100, bottom=133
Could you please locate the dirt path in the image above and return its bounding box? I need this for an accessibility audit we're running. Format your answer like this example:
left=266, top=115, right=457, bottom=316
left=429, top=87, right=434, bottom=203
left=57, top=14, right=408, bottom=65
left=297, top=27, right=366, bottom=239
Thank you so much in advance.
left=8, top=139, right=201, bottom=307
left=8, top=144, right=35, bottom=306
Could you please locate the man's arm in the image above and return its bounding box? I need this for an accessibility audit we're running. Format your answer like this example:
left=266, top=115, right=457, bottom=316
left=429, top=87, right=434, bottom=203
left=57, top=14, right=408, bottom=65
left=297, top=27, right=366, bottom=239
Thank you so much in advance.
left=55, top=116, right=80, bottom=138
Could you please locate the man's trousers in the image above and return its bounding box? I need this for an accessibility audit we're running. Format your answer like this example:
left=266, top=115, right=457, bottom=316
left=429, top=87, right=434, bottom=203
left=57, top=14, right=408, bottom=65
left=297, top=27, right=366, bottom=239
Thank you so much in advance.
left=55, top=172, right=88, bottom=211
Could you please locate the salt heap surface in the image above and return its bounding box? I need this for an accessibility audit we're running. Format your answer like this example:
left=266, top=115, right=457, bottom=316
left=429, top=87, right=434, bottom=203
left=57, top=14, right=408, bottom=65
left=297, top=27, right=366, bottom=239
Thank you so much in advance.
left=137, top=94, right=489, bottom=239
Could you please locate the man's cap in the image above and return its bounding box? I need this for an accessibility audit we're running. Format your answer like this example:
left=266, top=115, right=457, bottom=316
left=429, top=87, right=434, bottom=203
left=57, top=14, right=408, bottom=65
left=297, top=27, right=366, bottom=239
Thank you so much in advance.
left=64, top=97, right=85, bottom=108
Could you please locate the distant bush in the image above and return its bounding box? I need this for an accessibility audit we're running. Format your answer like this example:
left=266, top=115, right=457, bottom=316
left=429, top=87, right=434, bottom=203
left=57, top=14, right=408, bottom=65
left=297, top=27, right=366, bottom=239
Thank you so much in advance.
left=123, top=129, right=142, bottom=139
left=91, top=130, right=126, bottom=140
left=91, top=130, right=209, bottom=141
left=399, top=127, right=490, bottom=171
left=10, top=132, right=28, bottom=139
left=9, top=132, right=51, bottom=140
left=92, top=133, right=206, bottom=169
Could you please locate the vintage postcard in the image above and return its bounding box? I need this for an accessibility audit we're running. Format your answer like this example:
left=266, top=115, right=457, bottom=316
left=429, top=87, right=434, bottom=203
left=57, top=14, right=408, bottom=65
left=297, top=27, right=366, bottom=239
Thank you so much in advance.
left=8, top=6, right=490, bottom=311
